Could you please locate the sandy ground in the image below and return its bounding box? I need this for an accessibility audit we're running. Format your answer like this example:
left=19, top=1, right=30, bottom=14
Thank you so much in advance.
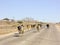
left=0, top=24, right=60, bottom=45
left=55, top=24, right=60, bottom=32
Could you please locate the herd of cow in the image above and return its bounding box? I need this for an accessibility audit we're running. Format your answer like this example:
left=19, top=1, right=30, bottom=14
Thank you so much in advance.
left=17, top=24, right=49, bottom=34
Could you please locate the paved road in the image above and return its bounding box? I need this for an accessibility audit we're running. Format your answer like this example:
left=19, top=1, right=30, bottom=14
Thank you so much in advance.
left=0, top=24, right=60, bottom=45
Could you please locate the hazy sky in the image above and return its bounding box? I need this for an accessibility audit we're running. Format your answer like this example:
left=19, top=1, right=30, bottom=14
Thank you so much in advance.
left=0, top=0, right=60, bottom=22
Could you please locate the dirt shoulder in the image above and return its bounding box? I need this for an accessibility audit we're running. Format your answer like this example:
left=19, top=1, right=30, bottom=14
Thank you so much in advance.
left=55, top=24, right=60, bottom=32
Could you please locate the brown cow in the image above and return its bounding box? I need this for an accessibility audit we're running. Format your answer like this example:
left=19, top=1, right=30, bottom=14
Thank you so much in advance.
left=36, top=24, right=42, bottom=31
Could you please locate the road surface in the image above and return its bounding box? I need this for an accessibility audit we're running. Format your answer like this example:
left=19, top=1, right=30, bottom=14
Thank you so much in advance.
left=0, top=24, right=60, bottom=45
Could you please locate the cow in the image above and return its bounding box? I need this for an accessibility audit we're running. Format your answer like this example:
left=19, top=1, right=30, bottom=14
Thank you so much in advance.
left=31, top=24, right=36, bottom=28
left=36, top=24, right=42, bottom=31
left=17, top=25, right=24, bottom=34
left=46, top=24, right=49, bottom=29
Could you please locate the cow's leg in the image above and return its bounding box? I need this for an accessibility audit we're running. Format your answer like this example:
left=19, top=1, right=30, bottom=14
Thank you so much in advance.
left=18, top=30, right=21, bottom=34
left=21, top=30, right=24, bottom=34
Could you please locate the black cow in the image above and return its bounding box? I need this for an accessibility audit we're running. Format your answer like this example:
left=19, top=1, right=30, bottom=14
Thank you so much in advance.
left=46, top=24, right=49, bottom=28
left=17, top=25, right=24, bottom=34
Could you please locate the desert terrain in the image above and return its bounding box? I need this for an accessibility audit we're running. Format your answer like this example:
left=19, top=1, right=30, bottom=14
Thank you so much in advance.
left=0, top=18, right=60, bottom=45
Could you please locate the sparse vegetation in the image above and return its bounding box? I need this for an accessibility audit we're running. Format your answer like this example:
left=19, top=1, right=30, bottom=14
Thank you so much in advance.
left=17, top=21, right=23, bottom=24
left=3, top=18, right=10, bottom=21
left=0, top=17, right=43, bottom=35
